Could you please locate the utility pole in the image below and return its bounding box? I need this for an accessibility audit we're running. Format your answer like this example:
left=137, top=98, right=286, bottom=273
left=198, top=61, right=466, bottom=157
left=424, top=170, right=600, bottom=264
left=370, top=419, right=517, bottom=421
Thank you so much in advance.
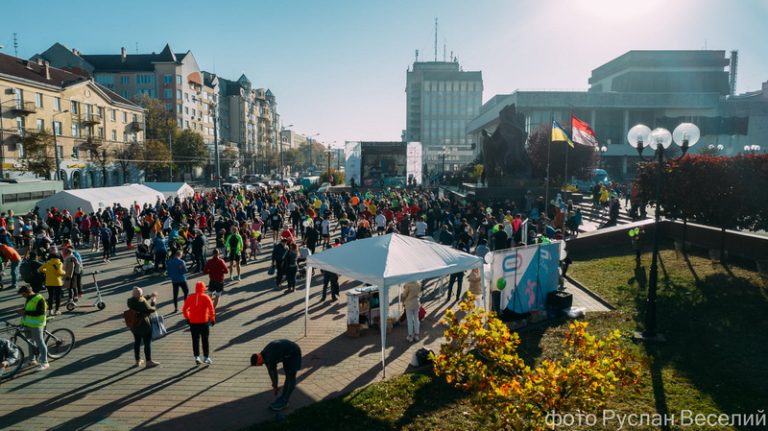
left=168, top=129, right=173, bottom=181
left=213, top=110, right=221, bottom=188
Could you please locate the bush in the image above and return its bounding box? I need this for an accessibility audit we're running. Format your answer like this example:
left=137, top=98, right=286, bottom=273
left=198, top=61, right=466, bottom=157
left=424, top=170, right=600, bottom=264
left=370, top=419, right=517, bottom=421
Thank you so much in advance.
left=432, top=295, right=640, bottom=430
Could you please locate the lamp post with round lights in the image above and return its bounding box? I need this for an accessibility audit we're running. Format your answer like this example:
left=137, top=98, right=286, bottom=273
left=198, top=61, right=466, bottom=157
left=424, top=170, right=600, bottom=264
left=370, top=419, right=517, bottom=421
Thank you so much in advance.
left=594, top=145, right=608, bottom=168
left=744, top=144, right=761, bottom=154
left=707, top=144, right=724, bottom=153
left=626, top=122, right=700, bottom=340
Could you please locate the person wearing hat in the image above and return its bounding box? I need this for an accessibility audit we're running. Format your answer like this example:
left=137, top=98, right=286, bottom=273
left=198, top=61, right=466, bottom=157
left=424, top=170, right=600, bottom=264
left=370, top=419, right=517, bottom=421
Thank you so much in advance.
left=250, top=339, right=302, bottom=411
left=400, top=281, right=422, bottom=342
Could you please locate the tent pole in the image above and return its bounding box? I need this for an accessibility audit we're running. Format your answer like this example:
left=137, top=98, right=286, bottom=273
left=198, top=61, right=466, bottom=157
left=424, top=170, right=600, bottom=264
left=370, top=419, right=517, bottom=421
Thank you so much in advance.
left=304, top=265, right=312, bottom=337
left=380, top=284, right=388, bottom=379
left=479, top=262, right=487, bottom=310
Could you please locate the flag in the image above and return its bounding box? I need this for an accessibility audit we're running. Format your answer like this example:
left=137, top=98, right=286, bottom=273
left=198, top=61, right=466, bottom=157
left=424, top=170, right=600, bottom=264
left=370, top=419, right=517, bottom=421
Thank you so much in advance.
left=571, top=115, right=599, bottom=147
left=551, top=121, right=574, bottom=148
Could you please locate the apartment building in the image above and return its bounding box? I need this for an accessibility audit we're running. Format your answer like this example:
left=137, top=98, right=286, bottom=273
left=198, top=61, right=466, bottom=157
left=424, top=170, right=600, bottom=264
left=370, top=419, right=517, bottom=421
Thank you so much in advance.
left=0, top=52, right=144, bottom=189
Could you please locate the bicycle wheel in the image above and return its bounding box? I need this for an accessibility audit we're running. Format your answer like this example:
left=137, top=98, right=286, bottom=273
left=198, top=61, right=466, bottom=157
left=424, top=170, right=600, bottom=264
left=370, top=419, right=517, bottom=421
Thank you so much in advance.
left=45, top=328, right=75, bottom=359
left=0, top=345, right=24, bottom=381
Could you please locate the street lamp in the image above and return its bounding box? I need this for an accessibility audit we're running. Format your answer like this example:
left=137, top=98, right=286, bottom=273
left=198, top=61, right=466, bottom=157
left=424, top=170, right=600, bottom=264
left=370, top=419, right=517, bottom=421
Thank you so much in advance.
left=708, top=144, right=725, bottom=152
left=324, top=141, right=337, bottom=183
left=744, top=144, right=761, bottom=153
left=307, top=133, right=320, bottom=173
left=627, top=122, right=700, bottom=340
left=594, top=145, right=608, bottom=168
left=52, top=109, right=70, bottom=181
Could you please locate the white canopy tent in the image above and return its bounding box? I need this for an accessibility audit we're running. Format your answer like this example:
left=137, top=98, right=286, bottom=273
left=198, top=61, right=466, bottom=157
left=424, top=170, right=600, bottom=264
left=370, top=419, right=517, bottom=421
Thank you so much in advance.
left=36, top=184, right=163, bottom=217
left=304, top=233, right=484, bottom=377
left=144, top=182, right=195, bottom=201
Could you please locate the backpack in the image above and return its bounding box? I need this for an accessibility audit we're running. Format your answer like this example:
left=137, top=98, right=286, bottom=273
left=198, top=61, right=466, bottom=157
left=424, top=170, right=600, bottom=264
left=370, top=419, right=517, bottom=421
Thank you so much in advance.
left=20, top=260, right=34, bottom=283
left=72, top=252, right=83, bottom=275
left=123, top=308, right=141, bottom=330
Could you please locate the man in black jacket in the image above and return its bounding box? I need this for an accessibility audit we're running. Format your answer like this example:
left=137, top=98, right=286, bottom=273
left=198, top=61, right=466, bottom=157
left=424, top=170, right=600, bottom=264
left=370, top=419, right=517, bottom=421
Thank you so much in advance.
left=271, top=238, right=288, bottom=288
left=251, top=339, right=302, bottom=411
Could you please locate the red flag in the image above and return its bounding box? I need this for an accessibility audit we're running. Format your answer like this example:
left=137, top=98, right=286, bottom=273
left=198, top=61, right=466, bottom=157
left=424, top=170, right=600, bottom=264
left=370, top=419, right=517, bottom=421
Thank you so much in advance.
left=571, top=115, right=599, bottom=147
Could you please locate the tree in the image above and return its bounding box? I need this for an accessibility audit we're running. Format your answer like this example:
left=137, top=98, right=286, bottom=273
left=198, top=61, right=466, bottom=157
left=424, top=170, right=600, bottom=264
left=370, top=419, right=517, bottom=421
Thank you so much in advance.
left=432, top=295, right=640, bottom=430
left=172, top=130, right=209, bottom=179
left=21, top=130, right=55, bottom=179
left=139, top=139, right=172, bottom=181
left=526, top=124, right=597, bottom=183
left=113, top=141, right=144, bottom=183
left=220, top=145, right=239, bottom=177
left=133, top=94, right=174, bottom=141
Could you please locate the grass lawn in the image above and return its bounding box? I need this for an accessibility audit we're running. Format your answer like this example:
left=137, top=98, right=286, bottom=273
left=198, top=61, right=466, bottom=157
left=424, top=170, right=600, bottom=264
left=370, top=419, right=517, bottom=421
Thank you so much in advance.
left=252, top=246, right=768, bottom=431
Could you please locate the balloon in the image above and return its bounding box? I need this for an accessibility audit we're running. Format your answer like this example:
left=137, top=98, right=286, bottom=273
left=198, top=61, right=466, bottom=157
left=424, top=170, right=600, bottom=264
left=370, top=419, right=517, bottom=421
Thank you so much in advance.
left=496, top=278, right=507, bottom=291
left=351, top=196, right=360, bottom=205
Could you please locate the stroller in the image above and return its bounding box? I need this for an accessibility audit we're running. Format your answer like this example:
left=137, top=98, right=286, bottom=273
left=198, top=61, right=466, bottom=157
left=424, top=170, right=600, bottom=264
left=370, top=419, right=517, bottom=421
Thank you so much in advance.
left=133, top=240, right=155, bottom=275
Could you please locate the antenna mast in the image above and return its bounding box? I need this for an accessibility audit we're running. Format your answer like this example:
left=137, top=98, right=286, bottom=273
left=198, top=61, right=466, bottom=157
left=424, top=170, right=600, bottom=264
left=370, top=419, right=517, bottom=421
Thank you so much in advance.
left=434, top=17, right=438, bottom=61
left=13, top=33, right=18, bottom=57
left=443, top=38, right=446, bottom=61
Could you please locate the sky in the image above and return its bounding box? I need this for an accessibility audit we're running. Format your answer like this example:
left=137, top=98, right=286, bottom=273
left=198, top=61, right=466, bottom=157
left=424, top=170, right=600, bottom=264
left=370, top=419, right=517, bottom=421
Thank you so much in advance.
left=4, top=0, right=767, bottom=147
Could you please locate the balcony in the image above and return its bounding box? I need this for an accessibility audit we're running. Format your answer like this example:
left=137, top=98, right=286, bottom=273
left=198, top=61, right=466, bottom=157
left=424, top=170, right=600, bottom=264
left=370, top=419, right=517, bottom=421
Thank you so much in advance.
left=10, top=101, right=36, bottom=116
left=130, top=121, right=144, bottom=132
left=78, top=113, right=102, bottom=126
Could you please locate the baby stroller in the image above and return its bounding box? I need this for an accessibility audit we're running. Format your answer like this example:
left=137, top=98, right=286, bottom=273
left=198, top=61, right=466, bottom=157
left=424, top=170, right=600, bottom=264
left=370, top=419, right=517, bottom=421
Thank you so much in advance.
left=133, top=240, right=155, bottom=275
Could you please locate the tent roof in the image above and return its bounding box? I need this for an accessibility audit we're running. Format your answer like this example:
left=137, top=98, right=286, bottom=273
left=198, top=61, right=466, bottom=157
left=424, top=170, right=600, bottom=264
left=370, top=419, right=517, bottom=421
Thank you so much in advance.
left=306, top=233, right=483, bottom=286
left=143, top=182, right=192, bottom=193
left=37, top=184, right=162, bottom=216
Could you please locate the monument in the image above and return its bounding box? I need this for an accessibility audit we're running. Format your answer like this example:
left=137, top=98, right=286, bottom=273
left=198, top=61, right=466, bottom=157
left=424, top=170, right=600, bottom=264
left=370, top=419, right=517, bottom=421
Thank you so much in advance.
left=481, top=104, right=533, bottom=184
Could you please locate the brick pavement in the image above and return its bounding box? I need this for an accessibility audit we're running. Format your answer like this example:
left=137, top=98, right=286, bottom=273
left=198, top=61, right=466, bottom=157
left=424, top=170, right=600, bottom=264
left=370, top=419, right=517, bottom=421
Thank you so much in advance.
left=0, top=235, right=457, bottom=431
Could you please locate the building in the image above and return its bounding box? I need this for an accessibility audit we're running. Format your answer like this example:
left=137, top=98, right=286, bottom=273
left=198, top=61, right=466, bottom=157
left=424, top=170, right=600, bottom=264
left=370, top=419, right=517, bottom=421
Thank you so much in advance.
left=405, top=60, right=482, bottom=174
left=467, top=50, right=766, bottom=179
left=214, top=74, right=279, bottom=175
left=0, top=52, right=145, bottom=189
left=280, top=129, right=307, bottom=150
left=33, top=43, right=217, bottom=146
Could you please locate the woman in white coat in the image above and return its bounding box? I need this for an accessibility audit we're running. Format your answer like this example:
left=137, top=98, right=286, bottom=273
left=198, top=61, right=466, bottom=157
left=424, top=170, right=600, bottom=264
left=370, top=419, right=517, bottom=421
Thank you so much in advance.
left=400, top=281, right=422, bottom=342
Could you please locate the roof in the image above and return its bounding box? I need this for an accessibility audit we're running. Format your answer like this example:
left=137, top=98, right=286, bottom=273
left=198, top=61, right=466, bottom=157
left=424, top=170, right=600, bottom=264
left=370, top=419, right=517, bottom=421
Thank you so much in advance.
left=36, top=184, right=163, bottom=217
left=0, top=52, right=88, bottom=88
left=590, top=50, right=729, bottom=84
left=81, top=43, right=181, bottom=72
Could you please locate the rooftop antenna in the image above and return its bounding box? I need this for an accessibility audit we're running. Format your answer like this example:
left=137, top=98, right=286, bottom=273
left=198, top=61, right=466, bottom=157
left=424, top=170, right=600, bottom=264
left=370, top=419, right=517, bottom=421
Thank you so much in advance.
left=450, top=50, right=454, bottom=62
left=13, top=33, right=18, bottom=57
left=434, top=17, right=438, bottom=62
left=443, top=38, right=447, bottom=62
left=415, top=49, right=419, bottom=62
left=135, top=42, right=139, bottom=54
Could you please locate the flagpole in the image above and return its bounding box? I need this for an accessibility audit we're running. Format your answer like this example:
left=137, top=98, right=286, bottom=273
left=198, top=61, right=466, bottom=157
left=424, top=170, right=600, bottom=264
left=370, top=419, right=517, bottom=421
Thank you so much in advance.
left=546, top=112, right=553, bottom=209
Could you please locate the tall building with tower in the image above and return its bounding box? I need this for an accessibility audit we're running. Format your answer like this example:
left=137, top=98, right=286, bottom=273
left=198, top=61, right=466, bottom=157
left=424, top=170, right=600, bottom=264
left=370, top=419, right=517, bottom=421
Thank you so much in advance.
left=405, top=57, right=482, bottom=176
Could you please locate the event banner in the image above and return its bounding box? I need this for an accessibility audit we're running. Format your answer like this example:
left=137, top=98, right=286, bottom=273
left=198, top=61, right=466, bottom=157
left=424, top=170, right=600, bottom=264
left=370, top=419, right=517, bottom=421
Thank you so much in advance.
left=406, top=141, right=423, bottom=185
left=490, top=242, right=561, bottom=313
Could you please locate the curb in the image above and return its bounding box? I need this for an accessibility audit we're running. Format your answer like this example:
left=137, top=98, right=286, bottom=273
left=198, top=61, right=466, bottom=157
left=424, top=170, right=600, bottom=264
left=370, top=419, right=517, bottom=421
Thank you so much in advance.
left=565, top=275, right=616, bottom=311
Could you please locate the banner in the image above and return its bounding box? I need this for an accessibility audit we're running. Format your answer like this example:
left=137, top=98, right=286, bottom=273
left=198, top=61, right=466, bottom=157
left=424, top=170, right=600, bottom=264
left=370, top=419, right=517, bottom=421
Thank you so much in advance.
left=344, top=141, right=361, bottom=186
left=489, top=242, right=561, bottom=313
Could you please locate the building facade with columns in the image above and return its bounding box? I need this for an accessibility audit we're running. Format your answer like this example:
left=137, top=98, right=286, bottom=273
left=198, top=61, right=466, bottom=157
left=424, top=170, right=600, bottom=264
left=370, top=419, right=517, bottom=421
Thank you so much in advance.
left=467, top=50, right=766, bottom=180
left=0, top=52, right=144, bottom=189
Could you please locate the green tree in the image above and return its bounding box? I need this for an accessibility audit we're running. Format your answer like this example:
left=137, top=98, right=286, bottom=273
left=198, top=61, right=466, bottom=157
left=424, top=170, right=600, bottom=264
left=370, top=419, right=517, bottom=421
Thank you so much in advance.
left=139, top=139, right=172, bottom=181
left=172, top=129, right=209, bottom=179
left=133, top=94, right=175, bottom=141
left=21, top=130, right=56, bottom=179
left=113, top=141, right=144, bottom=183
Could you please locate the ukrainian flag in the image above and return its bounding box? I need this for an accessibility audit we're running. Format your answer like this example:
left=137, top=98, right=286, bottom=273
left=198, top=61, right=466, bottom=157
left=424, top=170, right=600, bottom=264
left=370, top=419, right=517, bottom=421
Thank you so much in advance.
left=551, top=121, right=575, bottom=148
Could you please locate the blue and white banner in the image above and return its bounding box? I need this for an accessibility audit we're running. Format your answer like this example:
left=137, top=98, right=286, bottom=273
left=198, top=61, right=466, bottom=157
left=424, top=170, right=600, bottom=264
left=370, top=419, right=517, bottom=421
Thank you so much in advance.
left=489, top=242, right=561, bottom=313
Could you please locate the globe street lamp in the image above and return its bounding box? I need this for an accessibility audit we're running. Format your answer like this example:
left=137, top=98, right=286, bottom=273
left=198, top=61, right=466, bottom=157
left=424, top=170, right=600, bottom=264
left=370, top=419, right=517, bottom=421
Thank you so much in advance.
left=744, top=144, right=761, bottom=154
left=594, top=145, right=608, bottom=168
left=708, top=144, right=724, bottom=152
left=627, top=122, right=700, bottom=340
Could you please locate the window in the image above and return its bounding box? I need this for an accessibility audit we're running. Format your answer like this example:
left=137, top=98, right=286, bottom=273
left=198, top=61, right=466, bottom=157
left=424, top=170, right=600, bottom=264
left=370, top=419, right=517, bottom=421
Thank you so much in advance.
left=111, top=109, right=116, bottom=121
left=35, top=93, right=43, bottom=108
left=122, top=112, right=128, bottom=123
left=164, top=89, right=173, bottom=99
left=71, top=123, right=80, bottom=138
left=176, top=75, right=182, bottom=84
left=184, top=120, right=189, bottom=129
left=137, top=74, right=154, bottom=85
left=191, top=108, right=196, bottom=117
left=54, top=97, right=61, bottom=111
left=177, top=104, right=182, bottom=113
left=123, top=132, right=128, bottom=142
left=120, top=76, right=130, bottom=85
left=185, top=107, right=189, bottom=114
left=132, top=114, right=138, bottom=122
left=112, top=130, right=117, bottom=141
left=98, top=127, right=105, bottom=138
left=184, top=92, right=189, bottom=101
left=72, top=147, right=79, bottom=159
left=98, top=107, right=105, bottom=120
left=164, top=74, right=173, bottom=84
left=165, top=103, right=173, bottom=112
left=36, top=119, right=44, bottom=131
left=176, top=90, right=182, bottom=99
left=53, top=121, right=62, bottom=136
left=70, top=101, right=79, bottom=114
left=56, top=145, right=63, bottom=159
left=13, top=88, right=23, bottom=107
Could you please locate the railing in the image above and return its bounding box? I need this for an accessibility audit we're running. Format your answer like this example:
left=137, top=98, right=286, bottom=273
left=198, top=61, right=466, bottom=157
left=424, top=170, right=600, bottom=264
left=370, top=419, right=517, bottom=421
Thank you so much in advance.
left=10, top=101, right=36, bottom=115
left=79, top=113, right=102, bottom=126
left=130, top=121, right=144, bottom=131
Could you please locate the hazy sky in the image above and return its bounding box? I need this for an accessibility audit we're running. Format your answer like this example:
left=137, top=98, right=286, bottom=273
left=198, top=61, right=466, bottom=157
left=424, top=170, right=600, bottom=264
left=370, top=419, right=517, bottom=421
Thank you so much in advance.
left=5, top=0, right=767, bottom=146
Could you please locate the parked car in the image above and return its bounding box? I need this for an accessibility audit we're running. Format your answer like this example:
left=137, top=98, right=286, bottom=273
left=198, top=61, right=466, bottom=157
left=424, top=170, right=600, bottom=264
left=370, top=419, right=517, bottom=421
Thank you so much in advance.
left=317, top=182, right=332, bottom=193
left=267, top=179, right=283, bottom=188
left=241, top=174, right=263, bottom=184
left=282, top=178, right=294, bottom=188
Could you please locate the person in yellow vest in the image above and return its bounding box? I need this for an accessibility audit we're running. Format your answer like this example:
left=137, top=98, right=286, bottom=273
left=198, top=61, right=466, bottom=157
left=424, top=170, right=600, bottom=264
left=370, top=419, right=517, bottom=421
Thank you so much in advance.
left=17, top=285, right=49, bottom=371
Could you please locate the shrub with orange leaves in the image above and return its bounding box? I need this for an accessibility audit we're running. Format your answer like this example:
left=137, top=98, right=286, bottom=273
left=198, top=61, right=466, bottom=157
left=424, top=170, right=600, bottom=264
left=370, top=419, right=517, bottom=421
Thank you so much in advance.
left=432, top=294, right=640, bottom=430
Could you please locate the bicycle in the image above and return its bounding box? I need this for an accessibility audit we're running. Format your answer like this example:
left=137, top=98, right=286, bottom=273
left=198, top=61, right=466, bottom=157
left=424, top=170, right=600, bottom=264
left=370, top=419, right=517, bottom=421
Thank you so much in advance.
left=0, top=320, right=75, bottom=380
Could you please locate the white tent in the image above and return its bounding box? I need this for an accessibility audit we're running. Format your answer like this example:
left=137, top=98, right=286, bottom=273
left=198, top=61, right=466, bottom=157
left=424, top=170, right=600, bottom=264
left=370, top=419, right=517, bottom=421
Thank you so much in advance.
left=37, top=184, right=163, bottom=216
left=304, top=233, right=484, bottom=377
left=144, top=182, right=195, bottom=201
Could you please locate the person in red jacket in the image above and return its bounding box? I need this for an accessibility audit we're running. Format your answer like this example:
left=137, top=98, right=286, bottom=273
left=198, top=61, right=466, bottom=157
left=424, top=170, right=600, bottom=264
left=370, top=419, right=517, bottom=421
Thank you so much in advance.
left=182, top=281, right=216, bottom=365
left=203, top=249, right=228, bottom=309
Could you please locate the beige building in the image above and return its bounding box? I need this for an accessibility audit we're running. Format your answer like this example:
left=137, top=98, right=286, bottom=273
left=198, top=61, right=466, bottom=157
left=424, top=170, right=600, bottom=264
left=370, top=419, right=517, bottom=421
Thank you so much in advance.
left=0, top=52, right=144, bottom=188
